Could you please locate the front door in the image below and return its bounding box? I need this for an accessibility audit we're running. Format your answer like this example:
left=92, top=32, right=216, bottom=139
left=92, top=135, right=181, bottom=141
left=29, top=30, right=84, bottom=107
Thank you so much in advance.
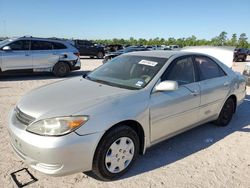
left=2, top=40, right=32, bottom=71
left=150, top=56, right=201, bottom=143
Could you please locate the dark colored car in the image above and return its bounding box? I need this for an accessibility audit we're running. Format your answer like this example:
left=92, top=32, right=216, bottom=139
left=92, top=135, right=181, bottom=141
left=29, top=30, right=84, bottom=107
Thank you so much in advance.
left=233, top=48, right=248, bottom=62
left=103, top=46, right=149, bottom=63
left=104, top=44, right=124, bottom=53
left=71, top=40, right=105, bottom=59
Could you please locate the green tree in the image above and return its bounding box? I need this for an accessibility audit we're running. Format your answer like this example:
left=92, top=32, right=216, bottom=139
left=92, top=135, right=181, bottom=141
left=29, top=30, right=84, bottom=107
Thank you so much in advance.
left=238, top=33, right=248, bottom=48
left=218, top=31, right=227, bottom=45
left=230, top=33, right=238, bottom=46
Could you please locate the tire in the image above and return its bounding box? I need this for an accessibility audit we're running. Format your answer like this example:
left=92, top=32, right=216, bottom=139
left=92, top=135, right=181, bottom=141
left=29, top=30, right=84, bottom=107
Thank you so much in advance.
left=242, top=55, right=247, bottom=62
left=97, top=51, right=104, bottom=59
left=92, top=125, right=139, bottom=181
left=214, top=98, right=235, bottom=126
left=53, top=62, right=70, bottom=77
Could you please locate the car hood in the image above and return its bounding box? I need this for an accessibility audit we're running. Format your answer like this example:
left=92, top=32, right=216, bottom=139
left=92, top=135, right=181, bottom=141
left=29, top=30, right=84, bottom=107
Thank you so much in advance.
left=17, top=77, right=132, bottom=120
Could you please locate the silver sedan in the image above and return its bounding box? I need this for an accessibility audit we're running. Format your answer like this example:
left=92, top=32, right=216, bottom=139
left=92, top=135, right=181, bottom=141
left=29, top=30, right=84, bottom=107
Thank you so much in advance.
left=8, top=50, right=246, bottom=180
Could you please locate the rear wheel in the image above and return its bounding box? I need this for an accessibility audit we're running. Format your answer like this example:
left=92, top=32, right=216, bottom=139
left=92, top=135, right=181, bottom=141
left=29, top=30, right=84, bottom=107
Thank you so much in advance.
left=97, top=51, right=104, bottom=59
left=242, top=55, right=247, bottom=62
left=92, top=125, right=139, bottom=181
left=214, top=98, right=235, bottom=126
left=53, top=62, right=70, bottom=77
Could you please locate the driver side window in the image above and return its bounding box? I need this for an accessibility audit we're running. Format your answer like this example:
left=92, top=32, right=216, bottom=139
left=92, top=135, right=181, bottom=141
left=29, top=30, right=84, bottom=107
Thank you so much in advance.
left=163, top=56, right=195, bottom=85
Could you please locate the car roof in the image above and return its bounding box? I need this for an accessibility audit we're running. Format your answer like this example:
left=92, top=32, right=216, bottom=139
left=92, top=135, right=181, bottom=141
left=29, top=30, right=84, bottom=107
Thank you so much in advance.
left=13, top=36, right=69, bottom=44
left=126, top=50, right=194, bottom=59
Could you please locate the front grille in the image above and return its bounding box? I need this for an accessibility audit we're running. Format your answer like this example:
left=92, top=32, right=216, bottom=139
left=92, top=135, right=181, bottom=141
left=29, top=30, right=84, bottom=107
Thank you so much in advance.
left=15, top=107, right=35, bottom=125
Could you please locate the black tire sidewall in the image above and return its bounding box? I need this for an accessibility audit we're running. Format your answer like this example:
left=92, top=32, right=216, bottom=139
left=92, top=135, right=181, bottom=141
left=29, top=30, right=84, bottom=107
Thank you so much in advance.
left=53, top=62, right=70, bottom=77
left=215, top=98, right=234, bottom=126
left=92, top=125, right=139, bottom=181
left=97, top=52, right=104, bottom=59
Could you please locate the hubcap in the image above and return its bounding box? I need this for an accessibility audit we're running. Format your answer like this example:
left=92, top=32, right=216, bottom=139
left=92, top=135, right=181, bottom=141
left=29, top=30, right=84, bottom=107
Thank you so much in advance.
left=98, top=52, right=103, bottom=58
left=105, top=137, right=135, bottom=173
left=59, top=66, right=66, bottom=74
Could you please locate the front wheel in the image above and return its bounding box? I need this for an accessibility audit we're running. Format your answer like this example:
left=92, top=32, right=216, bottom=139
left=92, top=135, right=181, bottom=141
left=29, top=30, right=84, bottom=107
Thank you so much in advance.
left=92, top=125, right=139, bottom=181
left=214, top=98, right=235, bottom=126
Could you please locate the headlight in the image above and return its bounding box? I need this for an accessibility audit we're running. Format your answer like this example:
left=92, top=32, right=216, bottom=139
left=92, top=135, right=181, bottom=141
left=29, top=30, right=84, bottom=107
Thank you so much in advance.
left=26, top=116, right=88, bottom=136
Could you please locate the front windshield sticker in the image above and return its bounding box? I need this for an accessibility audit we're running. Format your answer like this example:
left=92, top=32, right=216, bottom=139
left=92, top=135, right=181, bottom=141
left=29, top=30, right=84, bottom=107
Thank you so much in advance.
left=135, top=81, right=144, bottom=87
left=138, top=60, right=158, bottom=67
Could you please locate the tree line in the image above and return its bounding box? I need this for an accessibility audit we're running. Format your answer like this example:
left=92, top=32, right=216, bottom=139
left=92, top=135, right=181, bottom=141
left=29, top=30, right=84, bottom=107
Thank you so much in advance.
left=94, top=32, right=249, bottom=48
left=1, top=31, right=249, bottom=48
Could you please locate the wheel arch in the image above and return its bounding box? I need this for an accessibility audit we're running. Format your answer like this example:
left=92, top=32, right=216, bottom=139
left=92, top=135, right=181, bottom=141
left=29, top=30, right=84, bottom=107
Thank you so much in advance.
left=53, top=60, right=72, bottom=71
left=97, top=120, right=145, bottom=155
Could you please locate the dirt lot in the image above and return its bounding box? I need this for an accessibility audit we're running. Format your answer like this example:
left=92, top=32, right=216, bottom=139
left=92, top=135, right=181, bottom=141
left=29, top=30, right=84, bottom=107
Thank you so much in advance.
left=0, top=58, right=250, bottom=188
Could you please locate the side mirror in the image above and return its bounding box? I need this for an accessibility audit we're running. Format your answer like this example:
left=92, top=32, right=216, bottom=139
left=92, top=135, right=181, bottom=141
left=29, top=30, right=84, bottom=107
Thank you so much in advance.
left=155, top=80, right=178, bottom=92
left=2, top=46, right=11, bottom=51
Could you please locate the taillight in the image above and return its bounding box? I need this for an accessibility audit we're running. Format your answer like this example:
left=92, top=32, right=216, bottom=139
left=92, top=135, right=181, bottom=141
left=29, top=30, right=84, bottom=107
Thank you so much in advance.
left=74, top=52, right=80, bottom=57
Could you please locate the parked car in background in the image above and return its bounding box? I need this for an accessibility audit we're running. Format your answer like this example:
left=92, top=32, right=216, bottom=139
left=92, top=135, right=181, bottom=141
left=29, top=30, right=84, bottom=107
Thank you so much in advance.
left=243, top=62, right=250, bottom=85
left=169, top=45, right=180, bottom=49
left=71, top=40, right=105, bottom=59
left=104, top=44, right=124, bottom=53
left=233, top=48, right=248, bottom=62
left=0, top=36, right=81, bottom=77
left=103, top=46, right=149, bottom=63
left=145, top=45, right=162, bottom=50
left=9, top=50, right=246, bottom=181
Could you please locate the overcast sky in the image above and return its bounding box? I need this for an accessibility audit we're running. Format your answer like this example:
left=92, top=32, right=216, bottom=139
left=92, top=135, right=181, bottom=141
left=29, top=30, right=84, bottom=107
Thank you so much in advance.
left=0, top=0, right=249, bottom=40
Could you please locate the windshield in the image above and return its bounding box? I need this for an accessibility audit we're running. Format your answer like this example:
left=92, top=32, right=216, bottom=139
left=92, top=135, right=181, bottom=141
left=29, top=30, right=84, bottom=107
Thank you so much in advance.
left=87, top=55, right=167, bottom=90
left=0, top=39, right=12, bottom=47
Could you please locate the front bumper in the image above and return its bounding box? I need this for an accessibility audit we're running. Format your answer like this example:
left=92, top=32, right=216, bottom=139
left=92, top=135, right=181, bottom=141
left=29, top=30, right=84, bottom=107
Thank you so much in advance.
left=8, top=109, right=103, bottom=176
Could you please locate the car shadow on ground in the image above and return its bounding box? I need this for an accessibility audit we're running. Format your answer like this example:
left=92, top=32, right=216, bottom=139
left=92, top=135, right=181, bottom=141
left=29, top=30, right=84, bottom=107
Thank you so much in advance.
left=0, top=70, right=90, bottom=82
left=117, top=94, right=250, bottom=180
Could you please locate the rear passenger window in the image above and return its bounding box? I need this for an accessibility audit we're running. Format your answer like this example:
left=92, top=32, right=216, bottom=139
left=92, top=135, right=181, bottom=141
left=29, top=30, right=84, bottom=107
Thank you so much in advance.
left=53, top=42, right=66, bottom=49
left=164, top=57, right=195, bottom=85
left=9, top=40, right=30, bottom=51
left=194, top=56, right=226, bottom=80
left=31, top=41, right=53, bottom=50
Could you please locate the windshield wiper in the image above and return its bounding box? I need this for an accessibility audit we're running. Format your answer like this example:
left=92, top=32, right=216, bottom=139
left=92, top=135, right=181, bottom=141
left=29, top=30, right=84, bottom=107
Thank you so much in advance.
left=85, top=76, right=139, bottom=90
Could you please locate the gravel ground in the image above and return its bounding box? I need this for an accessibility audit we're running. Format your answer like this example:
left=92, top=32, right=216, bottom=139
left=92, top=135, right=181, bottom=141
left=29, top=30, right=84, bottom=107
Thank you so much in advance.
left=0, top=57, right=249, bottom=188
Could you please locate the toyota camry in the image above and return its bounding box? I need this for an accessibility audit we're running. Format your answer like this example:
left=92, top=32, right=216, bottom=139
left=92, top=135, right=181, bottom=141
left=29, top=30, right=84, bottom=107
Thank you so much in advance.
left=8, top=50, right=246, bottom=180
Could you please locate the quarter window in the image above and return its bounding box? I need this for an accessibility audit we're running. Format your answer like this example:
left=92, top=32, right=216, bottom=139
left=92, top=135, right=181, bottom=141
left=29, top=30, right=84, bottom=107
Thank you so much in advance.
left=164, top=57, right=195, bottom=85
left=194, top=56, right=226, bottom=80
left=31, top=41, right=53, bottom=50
left=52, top=42, right=67, bottom=49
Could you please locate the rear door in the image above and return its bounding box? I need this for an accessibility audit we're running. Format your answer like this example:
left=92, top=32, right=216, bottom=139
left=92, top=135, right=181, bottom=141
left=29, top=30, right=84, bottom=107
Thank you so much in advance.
left=1, top=40, right=32, bottom=71
left=31, top=40, right=59, bottom=70
left=194, top=55, right=230, bottom=121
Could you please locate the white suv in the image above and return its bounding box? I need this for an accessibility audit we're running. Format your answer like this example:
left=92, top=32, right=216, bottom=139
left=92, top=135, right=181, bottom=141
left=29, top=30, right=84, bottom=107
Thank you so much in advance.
left=0, top=37, right=81, bottom=77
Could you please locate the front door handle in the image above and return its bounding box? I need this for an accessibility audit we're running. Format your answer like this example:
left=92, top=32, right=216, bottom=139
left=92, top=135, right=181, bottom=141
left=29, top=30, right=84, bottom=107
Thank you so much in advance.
left=224, top=81, right=230, bottom=86
left=190, top=90, right=199, bottom=96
